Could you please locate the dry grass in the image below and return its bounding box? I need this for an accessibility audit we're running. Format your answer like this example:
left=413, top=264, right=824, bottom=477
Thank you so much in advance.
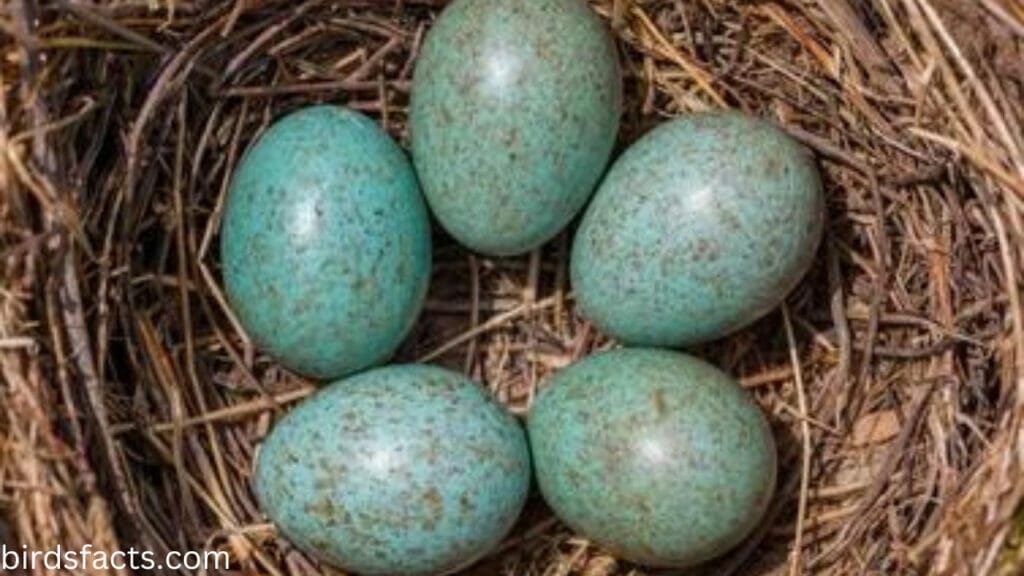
left=2, top=0, right=1023, bottom=574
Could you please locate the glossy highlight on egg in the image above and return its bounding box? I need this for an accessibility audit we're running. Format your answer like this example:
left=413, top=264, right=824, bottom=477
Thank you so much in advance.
left=220, top=105, right=431, bottom=379
left=528, top=348, right=777, bottom=568
left=410, top=0, right=621, bottom=255
left=572, top=112, right=824, bottom=346
left=255, top=364, right=532, bottom=575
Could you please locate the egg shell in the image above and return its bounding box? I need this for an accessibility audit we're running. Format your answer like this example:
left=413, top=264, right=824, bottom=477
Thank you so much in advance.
left=255, top=364, right=532, bottom=576
left=571, top=112, right=824, bottom=346
left=410, top=0, right=621, bottom=256
left=220, top=106, right=431, bottom=379
left=527, top=348, right=776, bottom=568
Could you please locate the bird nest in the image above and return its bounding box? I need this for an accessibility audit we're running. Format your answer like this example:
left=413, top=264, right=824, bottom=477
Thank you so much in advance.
left=2, top=0, right=1023, bottom=574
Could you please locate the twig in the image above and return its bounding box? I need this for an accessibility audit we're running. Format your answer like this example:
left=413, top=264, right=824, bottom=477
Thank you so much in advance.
left=827, top=240, right=853, bottom=424
left=110, top=385, right=315, bottom=436
left=782, top=304, right=811, bottom=576
left=463, top=254, right=481, bottom=375
left=418, top=296, right=562, bottom=362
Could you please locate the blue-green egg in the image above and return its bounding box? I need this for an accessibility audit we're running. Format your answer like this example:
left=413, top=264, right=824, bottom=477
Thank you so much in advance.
left=255, top=364, right=531, bottom=575
left=572, top=112, right=824, bottom=346
left=528, top=348, right=776, bottom=568
left=220, top=105, right=431, bottom=379
left=410, top=0, right=621, bottom=256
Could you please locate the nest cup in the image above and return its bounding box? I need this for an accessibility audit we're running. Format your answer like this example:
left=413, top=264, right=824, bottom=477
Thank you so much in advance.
left=2, top=1, right=1023, bottom=575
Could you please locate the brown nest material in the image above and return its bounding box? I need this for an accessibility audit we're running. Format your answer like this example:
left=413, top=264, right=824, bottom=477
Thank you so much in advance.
left=2, top=0, right=1023, bottom=574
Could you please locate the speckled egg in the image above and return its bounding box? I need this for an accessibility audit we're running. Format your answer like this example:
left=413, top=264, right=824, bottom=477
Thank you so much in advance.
left=572, top=112, right=824, bottom=346
left=410, top=0, right=621, bottom=256
left=255, top=364, right=531, bottom=575
left=528, top=348, right=776, bottom=568
left=220, top=105, right=431, bottom=379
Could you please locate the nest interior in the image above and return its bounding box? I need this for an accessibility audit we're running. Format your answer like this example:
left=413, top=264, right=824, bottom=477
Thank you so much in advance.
left=2, top=0, right=1024, bottom=574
